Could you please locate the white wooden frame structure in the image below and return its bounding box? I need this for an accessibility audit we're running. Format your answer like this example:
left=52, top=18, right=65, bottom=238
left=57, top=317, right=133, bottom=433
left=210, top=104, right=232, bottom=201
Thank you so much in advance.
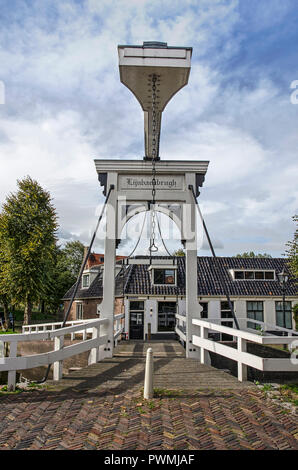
left=191, top=318, right=298, bottom=381
left=0, top=314, right=124, bottom=391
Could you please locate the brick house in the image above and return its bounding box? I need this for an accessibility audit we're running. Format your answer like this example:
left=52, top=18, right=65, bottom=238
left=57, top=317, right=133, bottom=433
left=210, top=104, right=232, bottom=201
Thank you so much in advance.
left=62, top=255, right=297, bottom=341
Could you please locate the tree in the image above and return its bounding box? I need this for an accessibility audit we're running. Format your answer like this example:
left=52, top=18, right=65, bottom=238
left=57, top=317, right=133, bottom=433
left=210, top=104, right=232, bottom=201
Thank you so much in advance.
left=0, top=236, right=10, bottom=330
left=234, top=252, right=272, bottom=258
left=0, top=177, right=58, bottom=324
left=293, top=304, right=298, bottom=330
left=285, top=215, right=298, bottom=280
left=173, top=248, right=185, bottom=257
left=44, top=240, right=84, bottom=314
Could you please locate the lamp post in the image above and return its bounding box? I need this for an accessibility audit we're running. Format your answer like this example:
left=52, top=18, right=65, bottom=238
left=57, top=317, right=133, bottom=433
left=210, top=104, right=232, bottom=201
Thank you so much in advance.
left=277, top=268, right=289, bottom=329
left=277, top=269, right=289, bottom=350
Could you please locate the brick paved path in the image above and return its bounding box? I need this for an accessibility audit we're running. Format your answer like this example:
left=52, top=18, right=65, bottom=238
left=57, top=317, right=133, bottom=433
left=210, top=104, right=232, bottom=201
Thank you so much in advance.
left=0, top=341, right=297, bottom=450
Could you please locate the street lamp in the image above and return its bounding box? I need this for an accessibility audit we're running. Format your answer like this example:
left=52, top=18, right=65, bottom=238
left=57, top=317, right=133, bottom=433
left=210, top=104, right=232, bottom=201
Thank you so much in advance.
left=277, top=269, right=289, bottom=341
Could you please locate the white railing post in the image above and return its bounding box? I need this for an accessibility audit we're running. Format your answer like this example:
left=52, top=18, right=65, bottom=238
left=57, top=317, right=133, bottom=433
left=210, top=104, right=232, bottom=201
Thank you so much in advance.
left=200, top=326, right=209, bottom=364
left=89, top=325, right=100, bottom=365
left=237, top=337, right=247, bottom=382
left=8, top=342, right=17, bottom=391
left=115, top=319, right=119, bottom=347
left=144, top=348, right=154, bottom=399
left=53, top=336, right=64, bottom=381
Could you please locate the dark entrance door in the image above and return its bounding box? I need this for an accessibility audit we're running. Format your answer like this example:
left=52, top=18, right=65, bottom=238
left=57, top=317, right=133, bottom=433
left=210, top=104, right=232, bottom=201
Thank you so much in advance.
left=129, top=301, right=144, bottom=340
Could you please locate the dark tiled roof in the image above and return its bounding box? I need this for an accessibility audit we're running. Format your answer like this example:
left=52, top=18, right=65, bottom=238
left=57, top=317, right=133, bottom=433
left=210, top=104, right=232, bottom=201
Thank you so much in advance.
left=62, top=270, right=103, bottom=300
left=62, top=264, right=131, bottom=300
left=196, top=257, right=297, bottom=297
left=62, top=256, right=297, bottom=300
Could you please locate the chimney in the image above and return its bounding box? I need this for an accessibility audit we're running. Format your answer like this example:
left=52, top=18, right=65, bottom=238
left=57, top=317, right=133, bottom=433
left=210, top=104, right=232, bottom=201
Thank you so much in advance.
left=83, top=246, right=89, bottom=269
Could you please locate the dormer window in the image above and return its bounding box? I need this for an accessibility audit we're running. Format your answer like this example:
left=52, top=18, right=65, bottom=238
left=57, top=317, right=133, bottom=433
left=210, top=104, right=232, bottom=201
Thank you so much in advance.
left=148, top=263, right=177, bottom=286
left=231, top=270, right=275, bottom=281
left=152, top=268, right=175, bottom=286
left=82, top=274, right=90, bottom=288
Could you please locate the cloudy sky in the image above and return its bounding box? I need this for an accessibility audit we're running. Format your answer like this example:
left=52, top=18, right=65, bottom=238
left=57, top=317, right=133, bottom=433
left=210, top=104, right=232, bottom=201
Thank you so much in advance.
left=0, top=0, right=297, bottom=257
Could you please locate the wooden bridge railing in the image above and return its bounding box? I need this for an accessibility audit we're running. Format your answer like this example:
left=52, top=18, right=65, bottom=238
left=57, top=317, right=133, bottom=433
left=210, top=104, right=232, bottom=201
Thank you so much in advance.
left=192, top=318, right=298, bottom=382
left=0, top=318, right=109, bottom=391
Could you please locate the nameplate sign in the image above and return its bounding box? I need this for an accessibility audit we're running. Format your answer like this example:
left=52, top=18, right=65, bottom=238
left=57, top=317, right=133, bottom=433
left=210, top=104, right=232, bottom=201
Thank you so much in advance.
left=119, top=174, right=184, bottom=191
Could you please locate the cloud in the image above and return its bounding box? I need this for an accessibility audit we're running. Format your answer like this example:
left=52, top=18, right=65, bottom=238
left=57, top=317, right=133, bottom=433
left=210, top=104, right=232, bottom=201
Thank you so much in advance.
left=0, top=0, right=297, bottom=259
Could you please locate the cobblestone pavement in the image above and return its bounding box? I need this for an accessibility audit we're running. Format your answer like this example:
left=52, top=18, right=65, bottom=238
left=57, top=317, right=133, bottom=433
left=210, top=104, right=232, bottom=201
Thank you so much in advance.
left=0, top=341, right=297, bottom=450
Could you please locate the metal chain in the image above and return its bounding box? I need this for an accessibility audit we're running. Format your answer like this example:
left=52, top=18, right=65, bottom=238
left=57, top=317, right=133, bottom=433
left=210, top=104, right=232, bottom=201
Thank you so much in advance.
left=150, top=74, right=158, bottom=255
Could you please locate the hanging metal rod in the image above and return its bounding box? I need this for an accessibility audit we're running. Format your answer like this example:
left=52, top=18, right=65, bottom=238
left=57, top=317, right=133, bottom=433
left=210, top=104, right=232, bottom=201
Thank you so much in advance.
left=189, top=185, right=240, bottom=330
left=36, top=185, right=115, bottom=383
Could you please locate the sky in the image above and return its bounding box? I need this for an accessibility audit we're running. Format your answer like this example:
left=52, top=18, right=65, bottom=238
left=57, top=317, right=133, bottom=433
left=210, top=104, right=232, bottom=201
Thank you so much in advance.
left=0, top=0, right=297, bottom=257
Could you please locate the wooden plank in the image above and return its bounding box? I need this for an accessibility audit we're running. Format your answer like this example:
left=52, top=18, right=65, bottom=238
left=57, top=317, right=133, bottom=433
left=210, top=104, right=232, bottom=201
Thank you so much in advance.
left=262, top=358, right=298, bottom=372
left=192, top=335, right=264, bottom=370
left=0, top=335, right=108, bottom=371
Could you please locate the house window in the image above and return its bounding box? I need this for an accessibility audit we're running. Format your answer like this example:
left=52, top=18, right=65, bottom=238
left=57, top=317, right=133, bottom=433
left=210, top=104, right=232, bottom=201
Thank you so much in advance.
left=255, top=272, right=264, bottom=280
left=275, top=301, right=292, bottom=329
left=235, top=271, right=244, bottom=280
left=153, top=269, right=175, bottom=285
left=220, top=301, right=234, bottom=341
left=265, top=271, right=274, bottom=280
left=76, top=303, right=83, bottom=320
left=233, top=270, right=275, bottom=280
left=245, top=271, right=254, bottom=280
left=247, top=301, right=264, bottom=329
left=82, top=274, right=90, bottom=288
left=158, top=302, right=176, bottom=331
left=200, top=302, right=208, bottom=319
left=220, top=301, right=234, bottom=319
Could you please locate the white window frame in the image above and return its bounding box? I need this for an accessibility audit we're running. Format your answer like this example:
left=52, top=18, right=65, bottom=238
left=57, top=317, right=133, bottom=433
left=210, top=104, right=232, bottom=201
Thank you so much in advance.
left=148, top=266, right=177, bottom=286
left=229, top=269, right=276, bottom=281
left=76, top=303, right=83, bottom=320
left=82, top=274, right=90, bottom=289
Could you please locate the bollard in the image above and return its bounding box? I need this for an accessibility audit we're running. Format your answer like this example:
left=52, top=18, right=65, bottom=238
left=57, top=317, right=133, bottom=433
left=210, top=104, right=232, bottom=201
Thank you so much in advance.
left=144, top=347, right=154, bottom=399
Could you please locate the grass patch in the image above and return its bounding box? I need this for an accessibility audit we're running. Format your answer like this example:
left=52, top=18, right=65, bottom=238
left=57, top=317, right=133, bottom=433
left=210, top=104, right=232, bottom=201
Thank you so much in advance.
left=153, top=388, right=183, bottom=398
left=137, top=406, right=145, bottom=414
left=0, top=329, right=16, bottom=335
left=0, top=382, right=45, bottom=395
left=26, top=382, right=44, bottom=389
left=280, top=383, right=298, bottom=394
left=278, top=383, right=298, bottom=407
left=0, top=385, right=23, bottom=395
left=262, top=384, right=273, bottom=393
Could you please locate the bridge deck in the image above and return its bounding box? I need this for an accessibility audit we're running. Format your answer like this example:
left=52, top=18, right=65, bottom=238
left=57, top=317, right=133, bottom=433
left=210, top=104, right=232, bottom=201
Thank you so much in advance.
left=0, top=340, right=297, bottom=450
left=48, top=340, right=252, bottom=394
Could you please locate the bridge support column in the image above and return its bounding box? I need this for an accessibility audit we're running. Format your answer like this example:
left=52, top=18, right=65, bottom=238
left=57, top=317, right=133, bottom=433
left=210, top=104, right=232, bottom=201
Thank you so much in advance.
left=100, top=175, right=117, bottom=359
left=184, top=174, right=202, bottom=359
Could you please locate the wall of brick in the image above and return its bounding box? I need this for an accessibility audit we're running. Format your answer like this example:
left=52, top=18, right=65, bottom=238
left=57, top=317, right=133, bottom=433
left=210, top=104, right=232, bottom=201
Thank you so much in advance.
left=64, top=297, right=124, bottom=321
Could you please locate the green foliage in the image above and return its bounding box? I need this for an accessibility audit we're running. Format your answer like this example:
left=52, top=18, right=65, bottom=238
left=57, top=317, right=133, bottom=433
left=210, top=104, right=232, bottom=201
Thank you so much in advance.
left=0, top=177, right=58, bottom=324
left=234, top=252, right=272, bottom=258
left=44, top=240, right=84, bottom=313
left=293, top=304, right=298, bottom=330
left=172, top=248, right=185, bottom=257
left=0, top=233, right=11, bottom=329
left=58, top=240, right=85, bottom=279
left=262, top=384, right=273, bottom=392
left=285, top=215, right=298, bottom=280
left=280, top=383, right=298, bottom=394
left=153, top=388, right=182, bottom=398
